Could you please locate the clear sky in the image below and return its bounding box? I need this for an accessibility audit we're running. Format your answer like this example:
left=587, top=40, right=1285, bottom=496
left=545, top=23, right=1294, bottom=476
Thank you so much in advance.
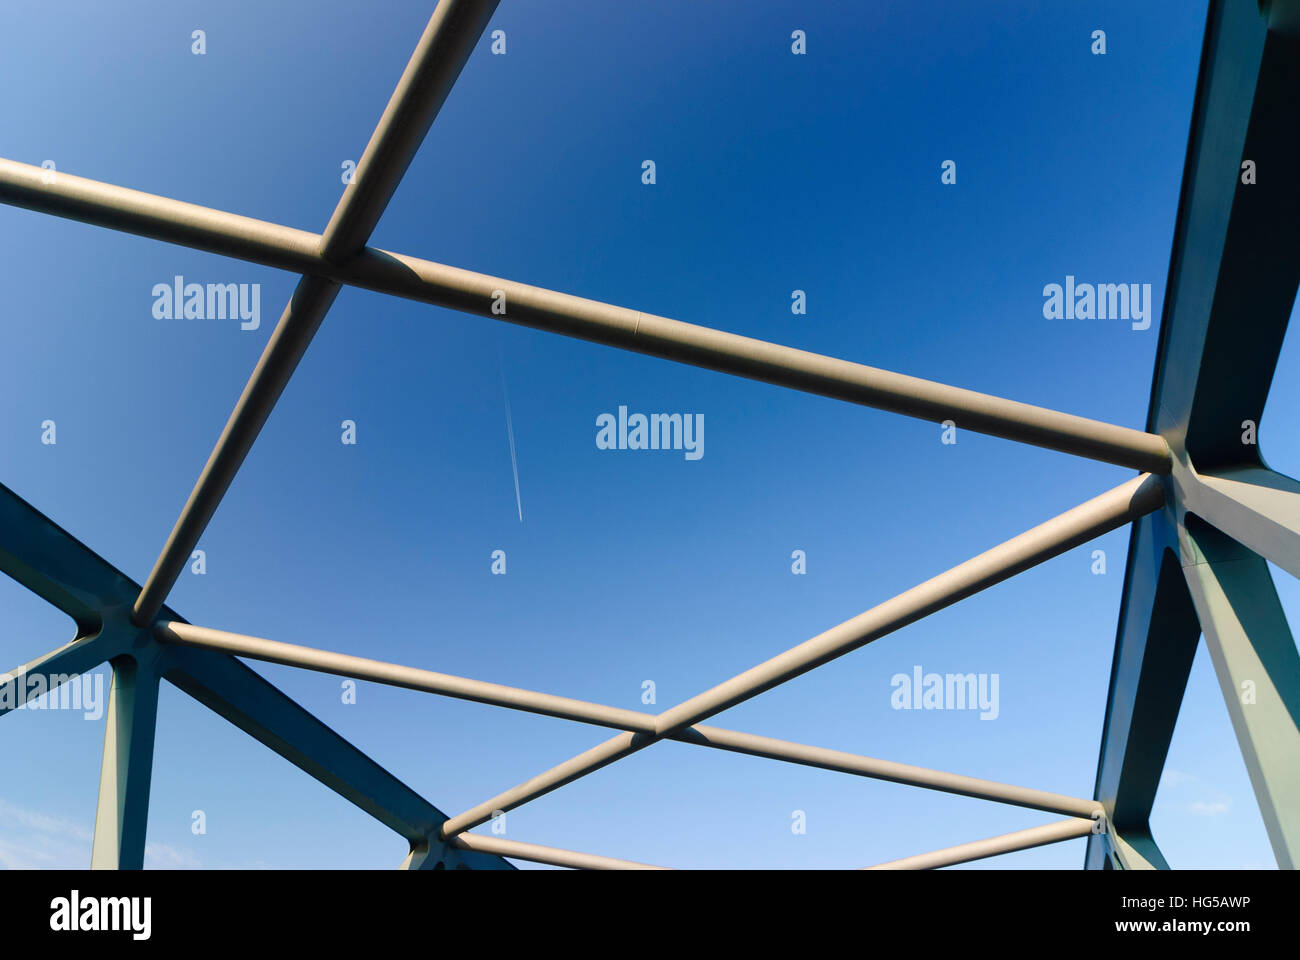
left=0, top=0, right=1293, bottom=869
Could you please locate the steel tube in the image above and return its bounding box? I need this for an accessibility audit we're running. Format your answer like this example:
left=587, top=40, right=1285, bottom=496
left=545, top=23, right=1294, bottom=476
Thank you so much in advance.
left=679, top=726, right=1103, bottom=818
left=449, top=833, right=671, bottom=870
left=319, top=0, right=501, bottom=260
left=440, top=475, right=1165, bottom=836
left=131, top=274, right=339, bottom=628
left=128, top=0, right=500, bottom=626
left=864, top=817, right=1096, bottom=870
left=0, top=157, right=322, bottom=272
left=154, top=620, right=657, bottom=733
left=441, top=732, right=649, bottom=839
left=0, top=156, right=1171, bottom=476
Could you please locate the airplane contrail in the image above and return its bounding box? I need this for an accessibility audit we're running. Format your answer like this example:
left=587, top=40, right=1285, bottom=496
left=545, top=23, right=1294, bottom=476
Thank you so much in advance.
left=498, top=338, right=523, bottom=522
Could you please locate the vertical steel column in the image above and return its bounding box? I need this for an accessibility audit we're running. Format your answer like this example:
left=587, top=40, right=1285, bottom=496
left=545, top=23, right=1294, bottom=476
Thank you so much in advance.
left=91, top=653, right=162, bottom=870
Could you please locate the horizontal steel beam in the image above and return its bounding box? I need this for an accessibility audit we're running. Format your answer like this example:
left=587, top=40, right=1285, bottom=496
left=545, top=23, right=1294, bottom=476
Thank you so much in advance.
left=0, top=157, right=1172, bottom=475
left=449, top=833, right=671, bottom=870
left=864, top=817, right=1096, bottom=870
left=155, top=620, right=1102, bottom=819
left=129, top=0, right=500, bottom=627
left=439, top=475, right=1166, bottom=837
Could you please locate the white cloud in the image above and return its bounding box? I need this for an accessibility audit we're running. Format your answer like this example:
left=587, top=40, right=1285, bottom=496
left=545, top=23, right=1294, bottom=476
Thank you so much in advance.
left=0, top=797, right=92, bottom=868
left=0, top=796, right=204, bottom=869
left=144, top=842, right=202, bottom=869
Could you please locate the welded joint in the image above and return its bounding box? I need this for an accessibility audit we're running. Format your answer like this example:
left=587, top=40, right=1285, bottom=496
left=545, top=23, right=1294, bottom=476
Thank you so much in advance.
left=401, top=834, right=470, bottom=871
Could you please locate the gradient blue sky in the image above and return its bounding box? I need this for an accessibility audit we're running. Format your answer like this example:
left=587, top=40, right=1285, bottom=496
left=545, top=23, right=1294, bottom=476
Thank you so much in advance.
left=0, top=0, right=1294, bottom=869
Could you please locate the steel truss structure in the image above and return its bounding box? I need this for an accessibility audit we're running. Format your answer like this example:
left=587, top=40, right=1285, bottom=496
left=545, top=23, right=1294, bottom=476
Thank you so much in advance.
left=0, top=0, right=1295, bottom=870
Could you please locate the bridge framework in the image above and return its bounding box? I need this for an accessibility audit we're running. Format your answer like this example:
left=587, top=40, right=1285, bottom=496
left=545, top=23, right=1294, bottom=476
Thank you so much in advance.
left=0, top=0, right=1296, bottom=870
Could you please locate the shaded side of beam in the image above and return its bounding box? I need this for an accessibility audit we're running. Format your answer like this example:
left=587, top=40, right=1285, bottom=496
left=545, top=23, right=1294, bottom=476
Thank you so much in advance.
left=1086, top=516, right=1194, bottom=870
left=0, top=158, right=1171, bottom=476
left=1106, top=826, right=1168, bottom=870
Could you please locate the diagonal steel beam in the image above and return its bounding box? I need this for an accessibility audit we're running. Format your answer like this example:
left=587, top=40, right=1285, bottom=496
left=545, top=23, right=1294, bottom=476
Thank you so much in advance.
left=0, top=158, right=1172, bottom=475
left=1104, top=826, right=1167, bottom=870
left=1181, top=516, right=1300, bottom=868
left=864, top=817, right=1095, bottom=870
left=130, top=272, right=339, bottom=626
left=0, top=632, right=122, bottom=717
left=0, top=481, right=171, bottom=869
left=653, top=475, right=1164, bottom=735
left=317, top=1, right=502, bottom=262
left=0, top=480, right=146, bottom=636
left=440, top=474, right=1165, bottom=838
left=1086, top=518, right=1192, bottom=870
left=159, top=640, right=484, bottom=853
left=130, top=0, right=500, bottom=627
left=0, top=479, right=512, bottom=869
left=154, top=620, right=1102, bottom=818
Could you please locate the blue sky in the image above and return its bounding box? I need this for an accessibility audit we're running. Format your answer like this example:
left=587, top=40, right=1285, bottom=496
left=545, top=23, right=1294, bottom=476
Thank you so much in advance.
left=0, top=0, right=1293, bottom=869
